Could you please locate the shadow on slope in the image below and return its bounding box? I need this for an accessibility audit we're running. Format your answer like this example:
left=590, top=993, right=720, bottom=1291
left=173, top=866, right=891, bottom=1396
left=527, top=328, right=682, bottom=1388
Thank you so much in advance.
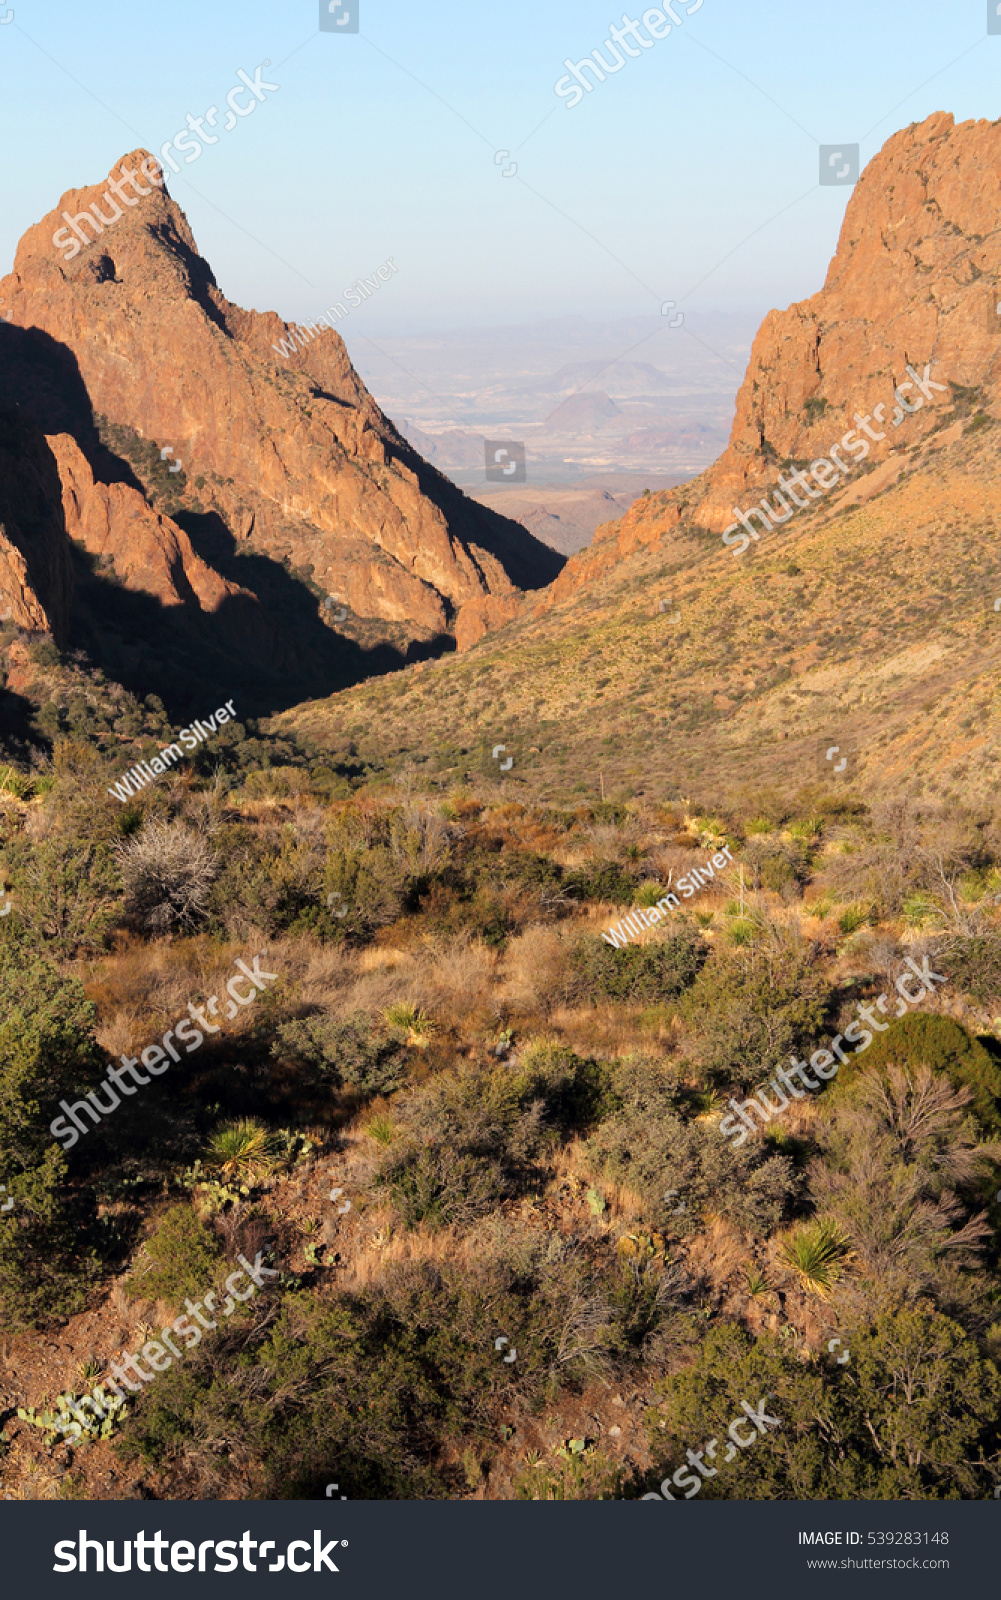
left=0, top=323, right=456, bottom=719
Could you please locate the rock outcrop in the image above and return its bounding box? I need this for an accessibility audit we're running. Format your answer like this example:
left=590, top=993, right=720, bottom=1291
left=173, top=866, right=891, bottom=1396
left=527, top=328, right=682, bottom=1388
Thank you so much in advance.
left=547, top=111, right=1001, bottom=595
left=0, top=150, right=561, bottom=690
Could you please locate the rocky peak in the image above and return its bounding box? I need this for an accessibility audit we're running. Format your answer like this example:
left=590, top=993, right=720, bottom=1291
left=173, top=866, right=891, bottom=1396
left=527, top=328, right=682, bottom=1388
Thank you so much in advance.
left=546, top=110, right=1001, bottom=598
left=0, top=151, right=561, bottom=705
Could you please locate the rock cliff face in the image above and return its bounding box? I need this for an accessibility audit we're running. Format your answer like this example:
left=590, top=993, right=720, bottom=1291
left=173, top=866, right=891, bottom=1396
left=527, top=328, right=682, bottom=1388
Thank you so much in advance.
left=0, top=410, right=73, bottom=639
left=543, top=111, right=1001, bottom=598
left=0, top=151, right=561, bottom=701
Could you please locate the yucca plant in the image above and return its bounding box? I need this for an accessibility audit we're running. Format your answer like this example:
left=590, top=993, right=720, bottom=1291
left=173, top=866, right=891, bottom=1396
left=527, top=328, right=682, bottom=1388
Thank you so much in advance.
left=382, top=1002, right=437, bottom=1047
left=744, top=1265, right=775, bottom=1300
left=789, top=816, right=823, bottom=840
left=515, top=1439, right=621, bottom=1501
left=204, top=1118, right=278, bottom=1185
left=837, top=905, right=869, bottom=936
left=365, top=1111, right=396, bottom=1145
left=902, top=892, right=941, bottom=930
left=691, top=1087, right=725, bottom=1120
left=804, top=896, right=834, bottom=921
left=779, top=1221, right=852, bottom=1299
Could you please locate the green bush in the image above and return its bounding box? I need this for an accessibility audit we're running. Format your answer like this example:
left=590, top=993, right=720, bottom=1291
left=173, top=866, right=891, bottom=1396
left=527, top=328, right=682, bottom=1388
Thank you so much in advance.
left=832, top=1012, right=1001, bottom=1132
left=6, top=836, right=121, bottom=955
left=759, top=855, right=799, bottom=893
left=205, top=824, right=320, bottom=938
left=940, top=936, right=1001, bottom=1007
left=273, top=1011, right=408, bottom=1096
left=377, top=1050, right=607, bottom=1228
left=586, top=1056, right=797, bottom=1235
left=644, top=1310, right=1001, bottom=1499
left=563, top=858, right=638, bottom=905
left=120, top=1232, right=626, bottom=1498
left=570, top=924, right=708, bottom=1005
left=679, top=948, right=830, bottom=1089
left=510, top=1039, right=613, bottom=1137
left=128, top=1204, right=222, bottom=1305
left=0, top=945, right=107, bottom=1327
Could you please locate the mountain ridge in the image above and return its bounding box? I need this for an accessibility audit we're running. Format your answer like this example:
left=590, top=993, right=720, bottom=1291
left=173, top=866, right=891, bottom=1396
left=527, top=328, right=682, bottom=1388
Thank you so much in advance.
left=0, top=150, right=562, bottom=710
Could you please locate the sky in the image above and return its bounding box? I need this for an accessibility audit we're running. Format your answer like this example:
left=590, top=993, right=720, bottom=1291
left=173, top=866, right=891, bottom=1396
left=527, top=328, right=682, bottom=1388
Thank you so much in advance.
left=0, top=0, right=999, bottom=339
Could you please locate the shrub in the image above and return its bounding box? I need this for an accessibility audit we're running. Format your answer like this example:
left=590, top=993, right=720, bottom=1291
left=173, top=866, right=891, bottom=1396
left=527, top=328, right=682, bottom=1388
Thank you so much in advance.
left=586, top=1056, right=798, bottom=1235
left=679, top=948, right=830, bottom=1089
left=645, top=1312, right=1001, bottom=1500
left=379, top=1143, right=508, bottom=1229
left=117, top=822, right=217, bottom=933
left=760, top=855, right=799, bottom=893
left=831, top=1012, right=1001, bottom=1133
left=562, top=858, right=638, bottom=905
left=128, top=1203, right=222, bottom=1306
left=511, top=1039, right=613, bottom=1137
left=0, top=946, right=107, bottom=1327
left=378, top=1058, right=585, bottom=1227
left=273, top=1011, right=408, bottom=1096
left=8, top=836, right=121, bottom=955
left=570, top=924, right=708, bottom=1005
left=940, top=936, right=1001, bottom=1007
left=206, top=824, right=321, bottom=938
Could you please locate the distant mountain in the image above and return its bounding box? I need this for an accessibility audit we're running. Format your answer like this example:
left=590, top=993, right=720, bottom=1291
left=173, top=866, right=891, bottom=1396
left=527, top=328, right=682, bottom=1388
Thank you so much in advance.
left=394, top=419, right=486, bottom=470
left=536, top=360, right=672, bottom=395
left=469, top=487, right=636, bottom=556
left=544, top=392, right=622, bottom=432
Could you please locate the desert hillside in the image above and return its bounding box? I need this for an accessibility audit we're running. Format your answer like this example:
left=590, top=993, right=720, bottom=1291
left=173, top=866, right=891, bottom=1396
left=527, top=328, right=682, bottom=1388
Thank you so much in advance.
left=276, top=111, right=1001, bottom=811
left=0, top=111, right=999, bottom=1510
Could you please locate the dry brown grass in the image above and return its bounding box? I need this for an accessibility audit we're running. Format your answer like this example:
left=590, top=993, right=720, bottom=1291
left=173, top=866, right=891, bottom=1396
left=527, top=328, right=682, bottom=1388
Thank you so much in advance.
left=496, top=924, right=569, bottom=1014
left=425, top=933, right=500, bottom=1015
left=681, top=1219, right=749, bottom=1297
left=357, top=946, right=413, bottom=973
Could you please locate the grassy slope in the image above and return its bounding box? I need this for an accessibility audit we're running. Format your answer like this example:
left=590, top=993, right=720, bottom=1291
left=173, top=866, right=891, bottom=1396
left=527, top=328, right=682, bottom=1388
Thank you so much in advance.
left=275, top=410, right=1001, bottom=811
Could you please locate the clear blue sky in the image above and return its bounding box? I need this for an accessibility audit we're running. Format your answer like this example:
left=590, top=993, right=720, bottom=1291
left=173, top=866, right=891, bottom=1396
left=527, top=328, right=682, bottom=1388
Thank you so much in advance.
left=1, top=1, right=998, bottom=336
